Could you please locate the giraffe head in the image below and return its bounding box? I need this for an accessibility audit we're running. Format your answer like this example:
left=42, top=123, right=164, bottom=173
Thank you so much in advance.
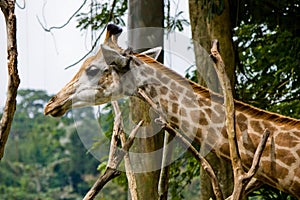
left=44, top=24, right=161, bottom=117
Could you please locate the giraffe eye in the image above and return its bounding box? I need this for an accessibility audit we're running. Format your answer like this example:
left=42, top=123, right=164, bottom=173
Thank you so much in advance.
left=86, top=65, right=100, bottom=77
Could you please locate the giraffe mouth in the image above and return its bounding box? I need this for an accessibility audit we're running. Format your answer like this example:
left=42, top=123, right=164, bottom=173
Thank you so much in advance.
left=44, top=95, right=72, bottom=117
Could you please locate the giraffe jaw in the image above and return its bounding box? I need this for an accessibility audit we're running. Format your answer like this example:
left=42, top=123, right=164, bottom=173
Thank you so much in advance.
left=44, top=88, right=114, bottom=117
left=44, top=96, right=72, bottom=117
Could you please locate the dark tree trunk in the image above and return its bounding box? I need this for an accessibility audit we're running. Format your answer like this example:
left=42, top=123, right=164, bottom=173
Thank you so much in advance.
left=127, top=1, right=165, bottom=199
left=189, top=0, right=235, bottom=199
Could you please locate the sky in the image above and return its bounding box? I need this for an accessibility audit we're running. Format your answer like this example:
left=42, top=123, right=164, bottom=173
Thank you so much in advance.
left=0, top=0, right=192, bottom=109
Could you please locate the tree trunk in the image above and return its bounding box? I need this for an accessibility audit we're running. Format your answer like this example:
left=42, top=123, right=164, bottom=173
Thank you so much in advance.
left=189, top=0, right=235, bottom=199
left=127, top=1, right=165, bottom=199
left=0, top=0, right=20, bottom=160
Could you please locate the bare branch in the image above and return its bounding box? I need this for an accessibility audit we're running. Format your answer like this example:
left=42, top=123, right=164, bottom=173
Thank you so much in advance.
left=111, top=101, right=138, bottom=200
left=83, top=120, right=143, bottom=200
left=158, top=132, right=173, bottom=199
left=244, top=129, right=270, bottom=180
left=15, top=0, right=25, bottom=9
left=210, top=39, right=270, bottom=200
left=162, top=121, right=224, bottom=200
left=0, top=0, right=21, bottom=160
left=64, top=0, right=119, bottom=69
left=138, top=89, right=224, bottom=200
left=210, top=39, right=242, bottom=172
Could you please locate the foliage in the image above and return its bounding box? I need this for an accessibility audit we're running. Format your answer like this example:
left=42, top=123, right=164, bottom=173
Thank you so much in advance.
left=76, top=0, right=189, bottom=33
left=76, top=0, right=128, bottom=31
left=168, top=152, right=200, bottom=200
left=248, top=184, right=297, bottom=200
left=0, top=89, right=127, bottom=199
left=233, top=0, right=300, bottom=35
left=235, top=24, right=300, bottom=118
left=233, top=1, right=300, bottom=198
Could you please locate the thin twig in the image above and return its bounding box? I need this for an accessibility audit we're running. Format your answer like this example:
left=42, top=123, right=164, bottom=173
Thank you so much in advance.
left=64, top=27, right=106, bottom=69
left=37, top=0, right=88, bottom=32
left=15, top=0, right=25, bottom=9
left=158, top=132, right=173, bottom=199
left=244, top=129, right=270, bottom=180
left=162, top=121, right=224, bottom=200
left=65, top=0, right=118, bottom=69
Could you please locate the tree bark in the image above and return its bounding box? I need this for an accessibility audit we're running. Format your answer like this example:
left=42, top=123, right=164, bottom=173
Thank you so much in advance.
left=189, top=0, right=235, bottom=92
left=127, top=1, right=165, bottom=199
left=0, top=0, right=20, bottom=160
left=189, top=0, right=235, bottom=199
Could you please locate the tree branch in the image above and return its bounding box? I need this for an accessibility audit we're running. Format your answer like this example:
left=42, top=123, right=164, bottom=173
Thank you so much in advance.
left=0, top=0, right=21, bottom=160
left=111, top=101, right=138, bottom=200
left=36, top=0, right=119, bottom=70
left=138, top=89, right=224, bottom=200
left=158, top=132, right=173, bottom=199
left=37, top=0, right=88, bottom=32
left=83, top=120, right=143, bottom=200
left=210, top=39, right=270, bottom=199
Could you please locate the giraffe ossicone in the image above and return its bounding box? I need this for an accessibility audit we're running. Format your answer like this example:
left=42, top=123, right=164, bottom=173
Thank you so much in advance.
left=44, top=24, right=300, bottom=198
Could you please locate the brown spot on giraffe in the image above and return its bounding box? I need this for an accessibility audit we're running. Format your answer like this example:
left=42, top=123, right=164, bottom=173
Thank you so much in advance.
left=190, top=110, right=208, bottom=125
left=220, top=126, right=227, bottom=138
left=276, top=148, right=296, bottom=166
left=219, top=142, right=230, bottom=157
left=144, top=67, right=154, bottom=75
left=170, top=116, right=179, bottom=124
left=159, top=98, right=168, bottom=112
left=149, top=86, right=157, bottom=98
left=179, top=107, right=187, bottom=117
left=204, top=108, right=212, bottom=117
left=182, top=97, right=194, bottom=108
left=160, top=86, right=168, bottom=95
left=170, top=82, right=184, bottom=93
left=261, top=160, right=289, bottom=181
left=172, top=103, right=179, bottom=114
left=169, top=91, right=178, bottom=101
left=156, top=71, right=170, bottom=84
left=276, top=132, right=299, bottom=147
left=262, top=121, right=278, bottom=132
left=193, top=127, right=202, bottom=138
left=237, top=113, right=248, bottom=132
left=250, top=120, right=264, bottom=133
left=240, top=152, right=253, bottom=167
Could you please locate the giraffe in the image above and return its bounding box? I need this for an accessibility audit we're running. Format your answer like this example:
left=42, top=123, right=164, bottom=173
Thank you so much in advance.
left=44, top=24, right=300, bottom=198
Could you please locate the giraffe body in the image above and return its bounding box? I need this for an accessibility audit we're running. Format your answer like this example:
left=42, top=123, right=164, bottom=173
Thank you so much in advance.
left=121, top=54, right=300, bottom=198
left=44, top=25, right=300, bottom=198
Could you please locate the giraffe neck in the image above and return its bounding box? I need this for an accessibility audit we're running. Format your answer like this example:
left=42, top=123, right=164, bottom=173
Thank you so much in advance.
left=129, top=54, right=300, bottom=198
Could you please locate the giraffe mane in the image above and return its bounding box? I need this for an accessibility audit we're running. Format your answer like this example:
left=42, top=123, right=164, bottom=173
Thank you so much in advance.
left=136, top=54, right=300, bottom=128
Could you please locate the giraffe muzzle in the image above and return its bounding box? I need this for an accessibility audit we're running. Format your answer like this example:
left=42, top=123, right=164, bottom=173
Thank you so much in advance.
left=44, top=94, right=72, bottom=117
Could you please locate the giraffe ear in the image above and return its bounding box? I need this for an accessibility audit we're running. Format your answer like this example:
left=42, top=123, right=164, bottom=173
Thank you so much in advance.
left=141, top=47, right=162, bottom=60
left=101, top=45, right=128, bottom=67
